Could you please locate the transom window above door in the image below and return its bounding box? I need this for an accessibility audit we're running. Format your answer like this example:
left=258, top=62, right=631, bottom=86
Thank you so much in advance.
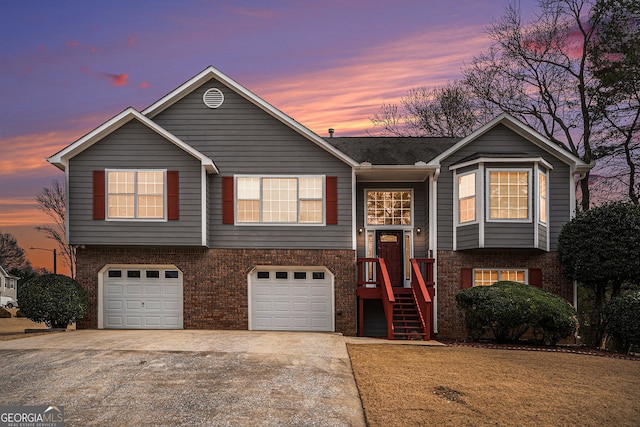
left=366, top=190, right=412, bottom=225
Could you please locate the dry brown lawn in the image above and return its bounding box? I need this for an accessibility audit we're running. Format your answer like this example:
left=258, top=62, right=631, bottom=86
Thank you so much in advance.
left=348, top=344, right=640, bottom=427
left=0, top=308, right=74, bottom=341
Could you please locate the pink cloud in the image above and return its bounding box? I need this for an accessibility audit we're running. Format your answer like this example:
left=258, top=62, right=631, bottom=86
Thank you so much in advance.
left=107, top=73, right=128, bottom=86
left=252, top=26, right=490, bottom=136
left=89, top=46, right=98, bottom=53
left=66, top=40, right=80, bottom=47
left=81, top=67, right=129, bottom=86
left=228, top=7, right=275, bottom=19
left=128, top=36, right=137, bottom=46
left=140, top=81, right=151, bottom=89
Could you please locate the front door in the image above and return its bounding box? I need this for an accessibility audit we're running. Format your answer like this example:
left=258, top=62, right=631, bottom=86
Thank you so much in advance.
left=377, top=231, right=403, bottom=287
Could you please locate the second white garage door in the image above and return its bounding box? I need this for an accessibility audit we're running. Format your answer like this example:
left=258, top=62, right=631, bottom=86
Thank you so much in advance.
left=249, top=268, right=334, bottom=332
left=103, top=266, right=183, bottom=329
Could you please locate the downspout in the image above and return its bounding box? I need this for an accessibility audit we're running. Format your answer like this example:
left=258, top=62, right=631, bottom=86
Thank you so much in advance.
left=430, top=167, right=440, bottom=334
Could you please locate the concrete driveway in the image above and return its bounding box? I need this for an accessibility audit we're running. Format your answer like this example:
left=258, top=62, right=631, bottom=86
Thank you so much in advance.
left=0, top=330, right=366, bottom=426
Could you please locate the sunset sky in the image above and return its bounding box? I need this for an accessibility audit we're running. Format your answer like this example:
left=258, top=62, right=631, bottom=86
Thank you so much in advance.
left=0, top=0, right=540, bottom=273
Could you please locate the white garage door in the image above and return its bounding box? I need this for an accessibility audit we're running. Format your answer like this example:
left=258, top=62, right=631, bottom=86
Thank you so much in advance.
left=103, top=267, right=183, bottom=329
left=249, top=268, right=334, bottom=332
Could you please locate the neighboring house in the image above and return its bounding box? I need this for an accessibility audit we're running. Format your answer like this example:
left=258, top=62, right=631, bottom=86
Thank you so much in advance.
left=47, top=66, right=592, bottom=338
left=0, top=265, right=19, bottom=306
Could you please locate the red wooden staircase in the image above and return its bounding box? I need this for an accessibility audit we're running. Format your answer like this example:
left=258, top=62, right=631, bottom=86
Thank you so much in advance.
left=356, top=258, right=435, bottom=340
left=392, top=289, right=427, bottom=340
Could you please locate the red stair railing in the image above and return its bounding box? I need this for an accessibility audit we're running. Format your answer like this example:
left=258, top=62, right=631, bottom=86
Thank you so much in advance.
left=410, top=258, right=435, bottom=340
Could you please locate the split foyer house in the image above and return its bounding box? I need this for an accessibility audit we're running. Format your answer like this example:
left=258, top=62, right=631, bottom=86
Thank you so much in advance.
left=48, top=66, right=591, bottom=339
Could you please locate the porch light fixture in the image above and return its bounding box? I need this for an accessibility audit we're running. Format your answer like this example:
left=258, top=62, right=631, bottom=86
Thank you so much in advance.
left=358, top=228, right=364, bottom=234
left=416, top=228, right=422, bottom=235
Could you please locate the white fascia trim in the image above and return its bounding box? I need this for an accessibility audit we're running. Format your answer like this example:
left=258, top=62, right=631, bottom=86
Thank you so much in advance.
left=142, top=66, right=359, bottom=168
left=47, top=108, right=218, bottom=174
left=429, top=113, right=591, bottom=170
left=449, top=156, right=554, bottom=171
left=355, top=164, right=438, bottom=180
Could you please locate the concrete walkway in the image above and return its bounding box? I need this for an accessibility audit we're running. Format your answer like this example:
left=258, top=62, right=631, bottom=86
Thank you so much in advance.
left=1, top=330, right=366, bottom=426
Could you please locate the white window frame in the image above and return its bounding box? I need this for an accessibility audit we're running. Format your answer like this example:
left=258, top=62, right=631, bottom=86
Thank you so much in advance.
left=538, top=169, right=548, bottom=225
left=455, top=170, right=479, bottom=226
left=473, top=268, right=529, bottom=287
left=105, top=169, right=167, bottom=222
left=486, top=168, right=532, bottom=223
left=364, top=188, right=414, bottom=228
left=234, top=175, right=326, bottom=226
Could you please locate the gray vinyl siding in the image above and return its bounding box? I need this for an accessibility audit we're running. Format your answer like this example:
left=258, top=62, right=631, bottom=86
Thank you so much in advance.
left=152, top=77, right=353, bottom=250
left=438, top=124, right=573, bottom=251
left=456, top=224, right=479, bottom=250
left=538, top=224, right=548, bottom=250
left=355, top=181, right=428, bottom=258
left=68, top=120, right=203, bottom=246
left=484, top=223, right=534, bottom=248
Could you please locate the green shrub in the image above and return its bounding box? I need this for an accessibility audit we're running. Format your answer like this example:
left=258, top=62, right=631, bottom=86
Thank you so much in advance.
left=0, top=308, right=11, bottom=318
left=16, top=309, right=27, bottom=317
left=19, top=274, right=88, bottom=329
left=605, top=291, right=640, bottom=352
left=456, top=281, right=577, bottom=344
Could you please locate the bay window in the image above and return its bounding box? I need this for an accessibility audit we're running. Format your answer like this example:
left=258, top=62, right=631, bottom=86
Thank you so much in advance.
left=487, top=169, right=531, bottom=221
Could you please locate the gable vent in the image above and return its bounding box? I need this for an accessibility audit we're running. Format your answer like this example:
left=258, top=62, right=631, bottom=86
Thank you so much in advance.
left=203, top=88, right=224, bottom=109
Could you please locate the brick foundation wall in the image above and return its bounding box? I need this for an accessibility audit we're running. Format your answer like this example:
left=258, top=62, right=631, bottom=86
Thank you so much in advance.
left=435, top=249, right=573, bottom=339
left=76, top=246, right=357, bottom=336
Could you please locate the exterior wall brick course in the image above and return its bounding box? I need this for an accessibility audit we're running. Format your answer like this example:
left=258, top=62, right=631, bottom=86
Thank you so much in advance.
left=76, top=246, right=357, bottom=335
left=436, top=249, right=573, bottom=339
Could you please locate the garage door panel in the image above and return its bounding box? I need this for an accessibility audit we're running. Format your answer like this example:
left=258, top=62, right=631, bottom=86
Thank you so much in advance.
left=291, top=301, right=310, bottom=312
left=291, top=285, right=309, bottom=297
left=254, top=301, right=273, bottom=312
left=311, top=302, right=328, bottom=313
left=145, top=300, right=162, bottom=310
left=106, top=316, right=123, bottom=327
left=145, top=285, right=161, bottom=295
left=106, top=284, right=123, bottom=296
left=106, top=300, right=123, bottom=310
left=164, top=284, right=181, bottom=295
left=273, top=285, right=290, bottom=296
left=273, top=301, right=291, bottom=312
left=125, top=316, right=142, bottom=327
left=126, top=285, right=143, bottom=296
left=164, top=300, right=181, bottom=311
left=104, top=267, right=183, bottom=330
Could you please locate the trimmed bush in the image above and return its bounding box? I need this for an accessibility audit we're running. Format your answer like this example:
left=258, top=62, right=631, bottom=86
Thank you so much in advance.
left=605, top=291, right=640, bottom=352
left=16, top=309, right=27, bottom=317
left=456, top=281, right=577, bottom=344
left=0, top=308, right=11, bottom=318
left=19, top=274, right=88, bottom=329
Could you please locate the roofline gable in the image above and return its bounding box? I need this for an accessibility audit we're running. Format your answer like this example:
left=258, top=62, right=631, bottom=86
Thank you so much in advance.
left=427, top=113, right=593, bottom=173
left=47, top=107, right=218, bottom=173
left=142, top=66, right=359, bottom=168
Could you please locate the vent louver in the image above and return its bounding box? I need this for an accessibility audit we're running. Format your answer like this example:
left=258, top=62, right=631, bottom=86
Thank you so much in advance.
left=203, top=88, right=224, bottom=108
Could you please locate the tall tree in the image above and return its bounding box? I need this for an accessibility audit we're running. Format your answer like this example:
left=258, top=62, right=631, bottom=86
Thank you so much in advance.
left=371, top=81, right=495, bottom=137
left=558, top=202, right=640, bottom=346
left=35, top=180, right=76, bottom=278
left=0, top=231, right=31, bottom=271
left=464, top=0, right=602, bottom=210
left=588, top=0, right=640, bottom=204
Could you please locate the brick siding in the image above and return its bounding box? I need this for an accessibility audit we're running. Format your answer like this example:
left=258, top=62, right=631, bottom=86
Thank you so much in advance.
left=435, top=249, right=573, bottom=339
left=76, top=247, right=357, bottom=335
